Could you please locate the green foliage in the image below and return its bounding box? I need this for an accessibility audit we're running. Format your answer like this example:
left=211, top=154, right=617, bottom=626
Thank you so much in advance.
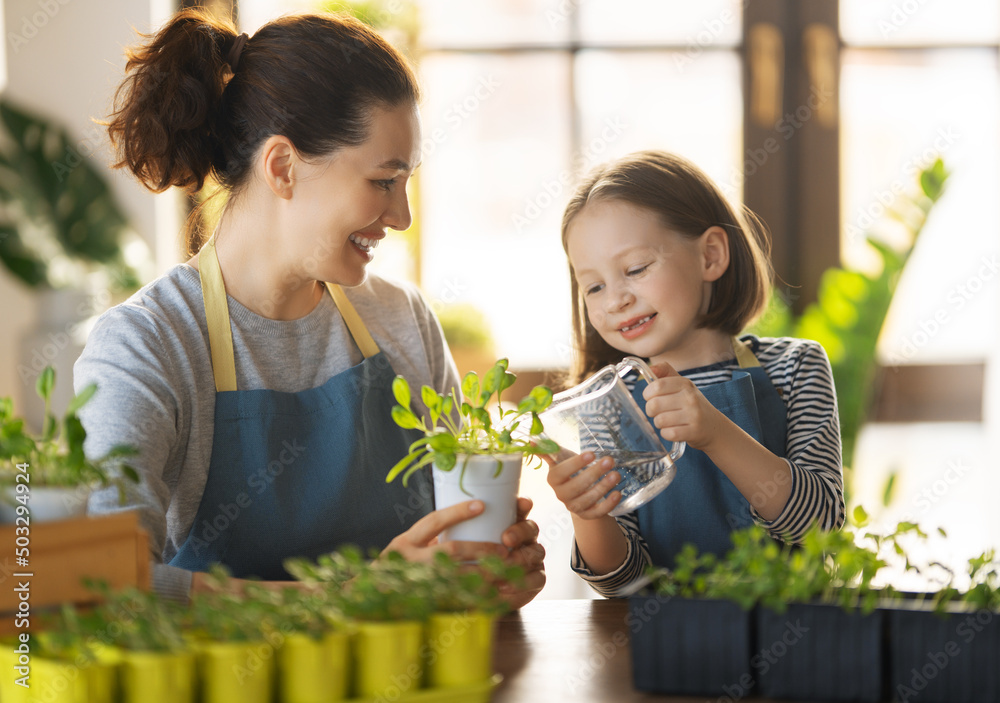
left=436, top=303, right=494, bottom=350
left=182, top=566, right=281, bottom=643
left=749, top=159, right=950, bottom=473
left=647, top=505, right=1000, bottom=615
left=284, top=546, right=522, bottom=621
left=67, top=583, right=187, bottom=653
left=386, top=358, right=560, bottom=486
left=0, top=98, right=140, bottom=290
left=650, top=523, right=892, bottom=615
left=0, top=366, right=139, bottom=492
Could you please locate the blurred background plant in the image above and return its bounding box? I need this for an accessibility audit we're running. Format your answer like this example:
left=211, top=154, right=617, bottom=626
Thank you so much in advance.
left=0, top=98, right=147, bottom=293
left=750, top=158, right=950, bottom=502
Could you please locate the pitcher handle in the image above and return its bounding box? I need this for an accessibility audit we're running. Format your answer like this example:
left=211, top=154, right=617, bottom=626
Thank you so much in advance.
left=615, top=356, right=686, bottom=462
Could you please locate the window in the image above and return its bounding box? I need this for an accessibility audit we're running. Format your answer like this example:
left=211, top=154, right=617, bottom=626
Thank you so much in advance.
left=233, top=0, right=999, bottom=594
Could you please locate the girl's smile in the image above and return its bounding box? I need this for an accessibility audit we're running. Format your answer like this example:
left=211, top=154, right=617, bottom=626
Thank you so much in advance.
left=618, top=313, right=658, bottom=339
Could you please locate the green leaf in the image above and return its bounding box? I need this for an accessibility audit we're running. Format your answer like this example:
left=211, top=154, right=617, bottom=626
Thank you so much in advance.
left=65, top=383, right=97, bottom=415
left=461, top=372, right=480, bottom=404
left=530, top=385, right=553, bottom=410
left=483, top=362, right=506, bottom=394
left=36, top=366, right=55, bottom=403
left=386, top=448, right=427, bottom=483
left=881, top=471, right=897, bottom=507
left=530, top=413, right=543, bottom=435
left=530, top=438, right=560, bottom=454
left=427, top=432, right=458, bottom=452
left=434, top=452, right=457, bottom=472
left=470, top=407, right=491, bottom=428
left=391, top=405, right=421, bottom=430
left=391, top=376, right=411, bottom=408
left=499, top=372, right=516, bottom=392
left=920, top=158, right=948, bottom=201
left=851, top=505, right=869, bottom=528
left=421, top=385, right=441, bottom=415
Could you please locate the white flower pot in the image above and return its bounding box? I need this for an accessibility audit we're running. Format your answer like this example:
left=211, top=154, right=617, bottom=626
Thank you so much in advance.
left=0, top=485, right=90, bottom=524
left=433, top=453, right=522, bottom=544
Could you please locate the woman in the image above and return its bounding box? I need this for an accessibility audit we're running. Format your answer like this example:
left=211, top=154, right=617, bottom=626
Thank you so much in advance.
left=76, top=8, right=544, bottom=604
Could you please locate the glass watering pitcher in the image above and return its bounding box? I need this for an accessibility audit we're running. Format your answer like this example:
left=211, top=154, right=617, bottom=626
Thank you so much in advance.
left=540, top=357, right=685, bottom=516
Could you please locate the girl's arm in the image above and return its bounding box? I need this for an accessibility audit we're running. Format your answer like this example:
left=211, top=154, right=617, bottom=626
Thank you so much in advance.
left=545, top=450, right=628, bottom=573
left=546, top=450, right=653, bottom=597
left=644, top=338, right=844, bottom=540
left=569, top=512, right=651, bottom=597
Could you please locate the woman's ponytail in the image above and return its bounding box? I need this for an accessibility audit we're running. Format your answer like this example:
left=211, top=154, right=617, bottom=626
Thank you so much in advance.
left=107, top=8, right=239, bottom=193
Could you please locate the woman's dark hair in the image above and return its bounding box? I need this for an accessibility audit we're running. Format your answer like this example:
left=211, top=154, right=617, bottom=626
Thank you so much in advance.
left=106, top=8, right=419, bottom=251
left=560, top=150, right=774, bottom=384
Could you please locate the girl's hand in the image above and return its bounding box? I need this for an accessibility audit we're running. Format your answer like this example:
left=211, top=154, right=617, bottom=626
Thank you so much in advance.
left=643, top=361, right=726, bottom=451
left=544, top=449, right=622, bottom=519
left=497, top=496, right=546, bottom=609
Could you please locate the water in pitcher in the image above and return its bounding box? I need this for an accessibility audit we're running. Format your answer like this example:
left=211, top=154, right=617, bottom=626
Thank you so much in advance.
left=598, top=450, right=678, bottom=516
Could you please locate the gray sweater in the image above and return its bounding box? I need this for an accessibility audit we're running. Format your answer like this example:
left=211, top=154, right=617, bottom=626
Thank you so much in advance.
left=74, top=264, right=459, bottom=599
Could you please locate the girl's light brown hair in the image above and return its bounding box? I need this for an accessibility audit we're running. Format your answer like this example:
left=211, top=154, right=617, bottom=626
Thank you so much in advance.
left=106, top=8, right=419, bottom=254
left=560, top=150, right=773, bottom=384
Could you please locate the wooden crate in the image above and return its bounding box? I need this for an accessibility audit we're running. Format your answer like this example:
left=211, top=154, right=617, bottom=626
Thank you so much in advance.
left=0, top=512, right=149, bottom=634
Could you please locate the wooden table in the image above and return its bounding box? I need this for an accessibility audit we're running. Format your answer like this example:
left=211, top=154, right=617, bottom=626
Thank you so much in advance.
left=492, top=599, right=782, bottom=703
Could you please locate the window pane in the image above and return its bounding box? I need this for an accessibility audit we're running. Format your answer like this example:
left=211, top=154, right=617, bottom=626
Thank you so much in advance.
left=575, top=50, right=743, bottom=200
left=841, top=0, right=1000, bottom=46
left=578, top=0, right=742, bottom=46
left=418, top=52, right=572, bottom=369
left=841, top=48, right=1000, bottom=362
left=415, top=0, right=571, bottom=48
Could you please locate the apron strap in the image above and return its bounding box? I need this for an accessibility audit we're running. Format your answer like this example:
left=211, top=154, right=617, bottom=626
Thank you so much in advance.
left=732, top=336, right=761, bottom=369
left=325, top=283, right=380, bottom=359
left=199, top=235, right=238, bottom=393
left=199, top=235, right=383, bottom=393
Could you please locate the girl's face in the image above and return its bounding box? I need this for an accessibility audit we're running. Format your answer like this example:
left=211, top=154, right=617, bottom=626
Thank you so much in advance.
left=285, top=102, right=421, bottom=287
left=566, top=199, right=726, bottom=368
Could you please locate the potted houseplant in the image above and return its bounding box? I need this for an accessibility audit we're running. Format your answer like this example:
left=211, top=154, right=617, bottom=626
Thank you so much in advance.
left=629, top=538, right=757, bottom=699
left=884, top=546, right=1000, bottom=703
left=742, top=507, right=900, bottom=703
left=287, top=546, right=432, bottom=699
left=0, top=366, right=138, bottom=523
left=82, top=586, right=194, bottom=703
left=265, top=585, right=351, bottom=703
left=183, top=567, right=277, bottom=703
left=421, top=550, right=519, bottom=691
left=387, top=358, right=559, bottom=542
left=632, top=507, right=913, bottom=701
left=0, top=98, right=148, bottom=428
left=1, top=604, right=122, bottom=703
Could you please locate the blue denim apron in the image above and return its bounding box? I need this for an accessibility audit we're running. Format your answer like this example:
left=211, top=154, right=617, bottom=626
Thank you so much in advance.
left=633, top=338, right=788, bottom=567
left=170, top=236, right=431, bottom=579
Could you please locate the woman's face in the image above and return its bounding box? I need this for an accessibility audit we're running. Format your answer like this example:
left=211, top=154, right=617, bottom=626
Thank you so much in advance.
left=286, top=102, right=421, bottom=287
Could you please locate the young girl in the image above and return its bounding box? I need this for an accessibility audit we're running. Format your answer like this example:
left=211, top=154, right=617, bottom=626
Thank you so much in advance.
left=76, top=8, right=543, bottom=605
left=547, top=150, right=845, bottom=597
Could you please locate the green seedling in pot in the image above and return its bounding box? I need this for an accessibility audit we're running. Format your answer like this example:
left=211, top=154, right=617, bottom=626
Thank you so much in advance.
left=386, top=358, right=559, bottom=489
left=0, top=366, right=139, bottom=497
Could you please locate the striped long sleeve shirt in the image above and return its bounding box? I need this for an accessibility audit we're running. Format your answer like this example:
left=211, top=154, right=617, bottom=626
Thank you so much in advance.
left=570, top=335, right=845, bottom=597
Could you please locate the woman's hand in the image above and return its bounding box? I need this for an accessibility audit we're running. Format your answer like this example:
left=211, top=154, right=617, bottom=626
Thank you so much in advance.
left=382, top=497, right=545, bottom=610
left=643, top=361, right=726, bottom=451
left=496, top=496, right=546, bottom=609
left=544, top=448, right=622, bottom=519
